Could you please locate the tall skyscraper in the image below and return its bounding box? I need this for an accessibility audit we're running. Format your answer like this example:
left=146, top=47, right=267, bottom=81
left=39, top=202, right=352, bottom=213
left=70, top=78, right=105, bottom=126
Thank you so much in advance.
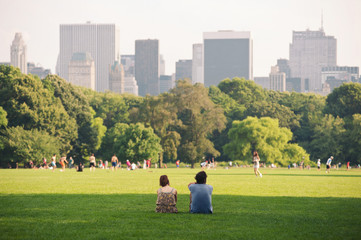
left=10, top=33, right=27, bottom=74
left=135, top=39, right=159, bottom=96
left=68, top=52, right=95, bottom=90
left=57, top=22, right=120, bottom=92
left=203, top=31, right=253, bottom=87
left=192, top=43, right=203, bottom=84
left=269, top=66, right=286, bottom=92
left=289, top=29, right=337, bottom=92
left=175, top=59, right=192, bottom=81
left=109, top=61, right=124, bottom=94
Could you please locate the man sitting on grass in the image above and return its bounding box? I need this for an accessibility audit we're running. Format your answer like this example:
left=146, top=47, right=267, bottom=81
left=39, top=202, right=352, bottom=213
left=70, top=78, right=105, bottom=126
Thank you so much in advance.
left=188, top=171, right=213, bottom=214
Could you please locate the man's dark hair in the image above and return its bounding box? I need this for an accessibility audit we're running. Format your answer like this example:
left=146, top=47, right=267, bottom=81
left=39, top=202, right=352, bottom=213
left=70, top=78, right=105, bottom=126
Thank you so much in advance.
left=195, top=171, right=207, bottom=184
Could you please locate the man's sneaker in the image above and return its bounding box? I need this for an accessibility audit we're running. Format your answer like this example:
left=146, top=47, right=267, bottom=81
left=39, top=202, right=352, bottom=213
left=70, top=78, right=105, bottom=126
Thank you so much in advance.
left=260, top=173, right=263, bottom=178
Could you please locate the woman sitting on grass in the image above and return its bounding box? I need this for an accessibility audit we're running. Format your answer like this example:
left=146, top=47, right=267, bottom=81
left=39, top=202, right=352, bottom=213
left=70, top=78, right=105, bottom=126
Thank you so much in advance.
left=156, top=175, right=178, bottom=213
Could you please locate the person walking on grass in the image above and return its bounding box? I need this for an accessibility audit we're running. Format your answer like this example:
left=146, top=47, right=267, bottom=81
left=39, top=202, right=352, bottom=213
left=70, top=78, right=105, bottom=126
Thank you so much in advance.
left=188, top=171, right=213, bottom=214
left=51, top=154, right=57, bottom=172
left=89, top=153, right=96, bottom=172
left=111, top=154, right=119, bottom=171
left=326, top=156, right=333, bottom=173
left=43, top=157, right=48, bottom=169
left=253, top=151, right=263, bottom=177
left=317, top=159, right=321, bottom=171
left=68, top=157, right=74, bottom=169
left=59, top=156, right=68, bottom=172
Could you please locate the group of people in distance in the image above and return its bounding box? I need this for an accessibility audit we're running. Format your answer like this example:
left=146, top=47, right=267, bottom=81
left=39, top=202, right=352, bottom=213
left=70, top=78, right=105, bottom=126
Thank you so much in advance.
left=35, top=154, right=75, bottom=172
left=156, top=171, right=213, bottom=214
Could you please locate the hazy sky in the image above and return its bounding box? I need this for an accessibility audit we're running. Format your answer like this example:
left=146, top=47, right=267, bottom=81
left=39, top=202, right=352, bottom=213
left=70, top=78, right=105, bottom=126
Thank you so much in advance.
left=1, top=0, right=360, bottom=76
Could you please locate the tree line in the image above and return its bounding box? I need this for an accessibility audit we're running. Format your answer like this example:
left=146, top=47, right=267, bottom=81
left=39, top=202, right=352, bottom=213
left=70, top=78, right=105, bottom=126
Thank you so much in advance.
left=1, top=65, right=361, bottom=167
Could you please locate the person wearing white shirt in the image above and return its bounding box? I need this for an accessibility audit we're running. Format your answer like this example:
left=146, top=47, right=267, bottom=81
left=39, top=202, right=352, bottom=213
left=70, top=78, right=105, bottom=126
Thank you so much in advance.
left=326, top=156, right=333, bottom=173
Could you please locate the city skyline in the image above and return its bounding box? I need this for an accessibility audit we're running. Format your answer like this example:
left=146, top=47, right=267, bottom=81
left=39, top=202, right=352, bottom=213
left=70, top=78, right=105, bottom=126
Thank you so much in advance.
left=0, top=0, right=360, bottom=77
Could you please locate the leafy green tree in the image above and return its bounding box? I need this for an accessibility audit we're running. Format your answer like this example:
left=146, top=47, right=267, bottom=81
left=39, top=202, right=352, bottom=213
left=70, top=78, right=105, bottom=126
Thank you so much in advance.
left=0, top=66, right=77, bottom=153
left=0, top=126, right=60, bottom=166
left=42, top=75, right=103, bottom=161
left=276, top=92, right=326, bottom=161
left=208, top=86, right=246, bottom=161
left=345, top=114, right=361, bottom=164
left=0, top=107, right=8, bottom=151
left=309, top=114, right=346, bottom=162
left=171, top=80, right=226, bottom=167
left=218, top=77, right=267, bottom=105
left=91, top=117, right=107, bottom=151
left=244, top=100, right=300, bottom=130
left=224, top=116, right=309, bottom=166
left=325, top=83, right=361, bottom=119
left=129, top=94, right=180, bottom=166
left=0, top=106, right=7, bottom=128
left=100, top=123, right=162, bottom=163
left=162, top=131, right=181, bottom=161
left=86, top=91, right=129, bottom=128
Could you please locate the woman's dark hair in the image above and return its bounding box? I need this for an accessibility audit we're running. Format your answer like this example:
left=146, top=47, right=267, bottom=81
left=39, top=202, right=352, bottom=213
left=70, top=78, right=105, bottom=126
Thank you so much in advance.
left=159, top=175, right=169, bottom=187
left=253, top=151, right=259, bottom=157
left=195, top=171, right=207, bottom=184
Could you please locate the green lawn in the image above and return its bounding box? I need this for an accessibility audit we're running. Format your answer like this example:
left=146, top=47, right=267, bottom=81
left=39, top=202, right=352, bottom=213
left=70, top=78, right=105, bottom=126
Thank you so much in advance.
left=0, top=167, right=360, bottom=239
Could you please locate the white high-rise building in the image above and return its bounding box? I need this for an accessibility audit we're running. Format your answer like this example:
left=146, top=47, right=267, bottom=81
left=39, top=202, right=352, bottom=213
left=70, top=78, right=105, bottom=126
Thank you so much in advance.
left=124, top=76, right=138, bottom=96
left=203, top=31, right=253, bottom=87
left=10, top=33, right=27, bottom=74
left=57, top=22, right=120, bottom=92
left=289, top=29, right=337, bottom=92
left=269, top=66, right=286, bottom=92
left=192, top=43, right=203, bottom=84
left=68, top=52, right=95, bottom=90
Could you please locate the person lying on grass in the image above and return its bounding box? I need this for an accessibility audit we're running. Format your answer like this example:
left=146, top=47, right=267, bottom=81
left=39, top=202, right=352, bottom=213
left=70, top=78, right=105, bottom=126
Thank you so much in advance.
left=156, top=175, right=178, bottom=213
left=188, top=171, right=213, bottom=214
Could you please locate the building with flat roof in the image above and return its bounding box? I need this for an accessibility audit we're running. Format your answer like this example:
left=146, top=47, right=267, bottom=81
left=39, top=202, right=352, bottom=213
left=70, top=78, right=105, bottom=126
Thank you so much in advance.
left=135, top=39, right=159, bottom=96
left=159, top=75, right=173, bottom=93
left=203, top=31, right=253, bottom=87
left=57, top=23, right=119, bottom=92
left=277, top=59, right=291, bottom=78
left=68, top=52, right=95, bottom=90
left=321, top=66, right=359, bottom=83
left=269, top=66, right=286, bottom=92
left=192, top=43, right=203, bottom=84
left=254, top=77, right=270, bottom=90
left=175, top=59, right=192, bottom=81
left=289, top=29, right=336, bottom=92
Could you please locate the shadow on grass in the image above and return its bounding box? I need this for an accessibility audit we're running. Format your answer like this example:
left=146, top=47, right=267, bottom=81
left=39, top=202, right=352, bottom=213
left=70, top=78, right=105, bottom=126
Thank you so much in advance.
left=209, top=172, right=361, bottom=178
left=0, top=193, right=360, bottom=240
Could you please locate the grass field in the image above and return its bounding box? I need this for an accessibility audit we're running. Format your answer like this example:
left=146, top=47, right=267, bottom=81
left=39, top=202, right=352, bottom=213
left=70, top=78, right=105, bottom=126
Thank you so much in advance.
left=0, top=167, right=361, bottom=239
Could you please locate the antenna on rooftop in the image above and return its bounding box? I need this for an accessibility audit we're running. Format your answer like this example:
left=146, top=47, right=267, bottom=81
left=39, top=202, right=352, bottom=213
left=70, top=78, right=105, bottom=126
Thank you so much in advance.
left=320, top=9, right=324, bottom=31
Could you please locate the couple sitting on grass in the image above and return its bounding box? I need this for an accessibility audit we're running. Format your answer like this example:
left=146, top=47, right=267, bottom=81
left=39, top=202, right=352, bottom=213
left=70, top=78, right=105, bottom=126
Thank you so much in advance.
left=155, top=171, right=213, bottom=214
